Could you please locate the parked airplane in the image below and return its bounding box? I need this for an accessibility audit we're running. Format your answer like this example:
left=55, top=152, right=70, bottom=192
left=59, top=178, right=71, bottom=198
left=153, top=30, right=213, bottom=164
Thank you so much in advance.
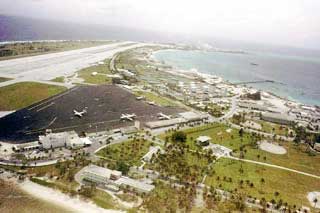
left=120, top=113, right=136, bottom=121
left=157, top=112, right=171, bottom=120
left=73, top=109, right=87, bottom=118
left=147, top=101, right=156, bottom=106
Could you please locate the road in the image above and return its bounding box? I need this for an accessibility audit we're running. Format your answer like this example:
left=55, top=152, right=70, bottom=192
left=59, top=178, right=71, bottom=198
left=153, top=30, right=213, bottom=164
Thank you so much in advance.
left=0, top=42, right=147, bottom=88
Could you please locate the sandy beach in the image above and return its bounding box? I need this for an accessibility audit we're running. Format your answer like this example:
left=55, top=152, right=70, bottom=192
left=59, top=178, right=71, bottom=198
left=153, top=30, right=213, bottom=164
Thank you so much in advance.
left=19, top=180, right=123, bottom=213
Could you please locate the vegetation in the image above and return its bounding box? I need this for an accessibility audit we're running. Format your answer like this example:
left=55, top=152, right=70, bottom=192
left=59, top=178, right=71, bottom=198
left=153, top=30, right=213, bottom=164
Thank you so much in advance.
left=50, top=76, right=65, bottom=83
left=134, top=90, right=179, bottom=107
left=205, top=158, right=320, bottom=209
left=142, top=181, right=196, bottom=212
left=97, top=138, right=152, bottom=167
left=0, top=179, right=68, bottom=213
left=77, top=59, right=113, bottom=84
left=0, top=82, right=67, bottom=110
left=163, top=123, right=320, bottom=176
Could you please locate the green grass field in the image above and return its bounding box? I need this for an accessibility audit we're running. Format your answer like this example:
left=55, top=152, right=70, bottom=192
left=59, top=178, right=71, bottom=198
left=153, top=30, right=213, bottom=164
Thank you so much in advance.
left=0, top=82, right=67, bottom=110
left=205, top=158, right=320, bottom=208
left=77, top=59, right=112, bottom=84
left=97, top=139, right=152, bottom=167
left=134, top=90, right=179, bottom=107
left=162, top=123, right=320, bottom=176
left=50, top=76, right=65, bottom=83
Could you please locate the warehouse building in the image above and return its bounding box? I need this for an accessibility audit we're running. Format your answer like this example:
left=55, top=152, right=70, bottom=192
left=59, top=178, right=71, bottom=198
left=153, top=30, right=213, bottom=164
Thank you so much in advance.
left=261, top=112, right=295, bottom=125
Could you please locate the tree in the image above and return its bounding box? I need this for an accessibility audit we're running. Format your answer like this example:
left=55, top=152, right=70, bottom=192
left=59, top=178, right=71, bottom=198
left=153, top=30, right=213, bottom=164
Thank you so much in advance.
left=239, top=128, right=244, bottom=138
left=171, top=131, right=187, bottom=143
left=313, top=198, right=318, bottom=208
left=116, top=161, right=130, bottom=175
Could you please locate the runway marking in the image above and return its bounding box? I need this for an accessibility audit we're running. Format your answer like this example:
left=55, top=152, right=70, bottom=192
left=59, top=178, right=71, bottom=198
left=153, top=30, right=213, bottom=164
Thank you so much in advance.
left=36, top=102, right=55, bottom=112
left=28, top=86, right=78, bottom=111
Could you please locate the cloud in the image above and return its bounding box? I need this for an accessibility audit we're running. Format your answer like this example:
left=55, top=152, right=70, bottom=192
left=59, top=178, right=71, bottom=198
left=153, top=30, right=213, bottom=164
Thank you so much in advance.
left=1, top=0, right=320, bottom=48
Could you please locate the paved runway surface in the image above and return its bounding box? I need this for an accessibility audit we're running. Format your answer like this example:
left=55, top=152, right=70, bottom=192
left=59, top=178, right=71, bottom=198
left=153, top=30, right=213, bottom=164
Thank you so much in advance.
left=0, top=42, right=146, bottom=87
left=0, top=85, right=183, bottom=143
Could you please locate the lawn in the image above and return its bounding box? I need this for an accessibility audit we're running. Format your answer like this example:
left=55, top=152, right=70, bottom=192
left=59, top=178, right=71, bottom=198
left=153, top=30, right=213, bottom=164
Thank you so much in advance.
left=161, top=123, right=252, bottom=152
left=164, top=123, right=320, bottom=177
left=96, top=138, right=152, bottom=167
left=77, top=59, right=112, bottom=84
left=255, top=119, right=291, bottom=136
left=50, top=76, right=65, bottom=83
left=235, top=141, right=320, bottom=176
left=134, top=90, right=179, bottom=107
left=205, top=158, right=320, bottom=209
left=0, top=82, right=67, bottom=110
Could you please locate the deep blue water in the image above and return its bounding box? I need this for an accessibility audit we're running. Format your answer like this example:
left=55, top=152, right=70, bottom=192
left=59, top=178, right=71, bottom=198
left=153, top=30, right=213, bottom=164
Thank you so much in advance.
left=154, top=50, right=320, bottom=106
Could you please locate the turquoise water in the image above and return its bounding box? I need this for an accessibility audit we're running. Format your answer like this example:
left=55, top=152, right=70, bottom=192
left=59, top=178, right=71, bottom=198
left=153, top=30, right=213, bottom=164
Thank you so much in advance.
left=154, top=50, right=320, bottom=106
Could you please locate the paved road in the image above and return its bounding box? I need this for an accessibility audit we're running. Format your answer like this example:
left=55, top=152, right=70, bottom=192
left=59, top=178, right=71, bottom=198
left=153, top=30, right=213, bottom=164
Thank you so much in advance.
left=0, top=42, right=147, bottom=87
left=226, top=156, right=320, bottom=180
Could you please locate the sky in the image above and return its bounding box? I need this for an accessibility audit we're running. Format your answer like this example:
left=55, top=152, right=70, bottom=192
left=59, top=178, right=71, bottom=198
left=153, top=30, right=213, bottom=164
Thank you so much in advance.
left=1, top=0, right=320, bottom=49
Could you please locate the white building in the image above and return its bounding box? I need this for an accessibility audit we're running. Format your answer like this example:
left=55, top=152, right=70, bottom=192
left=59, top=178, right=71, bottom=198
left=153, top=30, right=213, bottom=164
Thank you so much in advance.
left=80, top=165, right=155, bottom=194
left=261, top=112, right=295, bottom=125
left=39, top=131, right=92, bottom=149
left=196, top=136, right=211, bottom=146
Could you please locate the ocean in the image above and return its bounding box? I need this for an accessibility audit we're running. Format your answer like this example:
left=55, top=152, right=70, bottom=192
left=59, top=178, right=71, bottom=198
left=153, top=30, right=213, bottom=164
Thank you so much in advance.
left=154, top=49, right=320, bottom=106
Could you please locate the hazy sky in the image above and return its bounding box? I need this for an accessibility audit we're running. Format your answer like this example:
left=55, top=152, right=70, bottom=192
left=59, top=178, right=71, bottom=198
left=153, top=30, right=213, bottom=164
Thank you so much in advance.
left=1, top=0, right=320, bottom=49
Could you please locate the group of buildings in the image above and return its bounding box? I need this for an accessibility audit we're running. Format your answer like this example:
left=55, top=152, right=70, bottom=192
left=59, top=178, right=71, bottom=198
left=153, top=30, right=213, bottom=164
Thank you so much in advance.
left=13, top=130, right=92, bottom=152
left=80, top=164, right=155, bottom=194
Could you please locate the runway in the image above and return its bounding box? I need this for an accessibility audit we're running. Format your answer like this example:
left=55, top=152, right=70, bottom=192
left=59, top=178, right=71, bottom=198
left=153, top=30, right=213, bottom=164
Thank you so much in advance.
left=0, top=41, right=146, bottom=87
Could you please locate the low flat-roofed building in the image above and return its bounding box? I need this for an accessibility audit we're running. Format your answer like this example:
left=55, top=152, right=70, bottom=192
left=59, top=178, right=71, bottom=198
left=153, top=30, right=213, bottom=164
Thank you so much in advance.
left=145, top=118, right=185, bottom=129
left=261, top=112, right=295, bottom=125
left=114, top=177, right=155, bottom=194
left=13, top=141, right=41, bottom=152
left=179, top=111, right=208, bottom=122
left=196, top=136, right=211, bottom=146
left=81, top=165, right=122, bottom=185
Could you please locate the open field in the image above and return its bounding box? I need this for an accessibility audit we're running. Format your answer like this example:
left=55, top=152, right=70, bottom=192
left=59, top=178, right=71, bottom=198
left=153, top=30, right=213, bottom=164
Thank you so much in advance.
left=0, top=179, right=68, bottom=213
left=0, top=82, right=67, bottom=111
left=161, top=123, right=320, bottom=176
left=0, top=40, right=114, bottom=61
left=255, top=120, right=290, bottom=136
left=97, top=139, right=152, bottom=167
left=134, top=90, right=179, bottom=107
left=50, top=76, right=65, bottom=83
left=77, top=59, right=112, bottom=84
left=205, top=158, right=320, bottom=209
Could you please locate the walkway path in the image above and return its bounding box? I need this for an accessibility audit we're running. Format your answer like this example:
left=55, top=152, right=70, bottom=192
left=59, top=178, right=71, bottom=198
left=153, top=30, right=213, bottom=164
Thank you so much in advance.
left=226, top=156, right=320, bottom=179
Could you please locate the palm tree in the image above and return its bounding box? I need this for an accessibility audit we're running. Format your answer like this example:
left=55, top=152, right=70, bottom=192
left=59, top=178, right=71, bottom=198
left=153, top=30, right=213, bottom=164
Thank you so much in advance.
left=313, top=198, right=318, bottom=208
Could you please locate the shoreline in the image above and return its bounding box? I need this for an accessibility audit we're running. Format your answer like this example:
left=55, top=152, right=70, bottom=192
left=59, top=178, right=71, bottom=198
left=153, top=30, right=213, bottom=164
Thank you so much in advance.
left=19, top=180, right=122, bottom=213
left=151, top=48, right=319, bottom=108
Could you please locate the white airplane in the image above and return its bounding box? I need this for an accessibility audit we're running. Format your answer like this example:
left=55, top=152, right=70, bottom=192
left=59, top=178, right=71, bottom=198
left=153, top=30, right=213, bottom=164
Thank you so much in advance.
left=157, top=112, right=171, bottom=120
left=120, top=113, right=136, bottom=121
left=147, top=101, right=156, bottom=106
left=73, top=109, right=87, bottom=118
